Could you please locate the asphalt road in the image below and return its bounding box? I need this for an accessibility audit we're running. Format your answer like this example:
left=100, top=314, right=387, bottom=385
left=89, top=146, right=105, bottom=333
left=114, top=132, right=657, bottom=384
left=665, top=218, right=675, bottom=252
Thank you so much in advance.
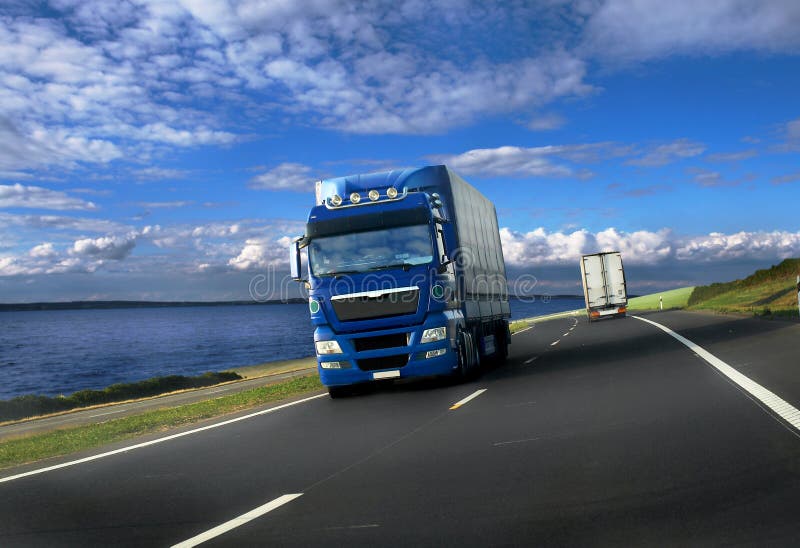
left=1, top=311, right=799, bottom=546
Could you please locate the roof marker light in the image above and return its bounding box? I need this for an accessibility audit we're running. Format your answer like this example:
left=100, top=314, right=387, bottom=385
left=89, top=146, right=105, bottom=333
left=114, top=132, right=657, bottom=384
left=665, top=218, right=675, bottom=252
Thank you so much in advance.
left=368, top=189, right=380, bottom=201
left=331, top=194, right=342, bottom=206
left=386, top=187, right=398, bottom=199
left=350, top=192, right=361, bottom=204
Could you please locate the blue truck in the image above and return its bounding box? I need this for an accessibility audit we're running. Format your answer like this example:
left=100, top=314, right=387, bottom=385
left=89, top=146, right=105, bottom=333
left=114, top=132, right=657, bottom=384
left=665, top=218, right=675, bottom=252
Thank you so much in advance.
left=290, top=165, right=510, bottom=397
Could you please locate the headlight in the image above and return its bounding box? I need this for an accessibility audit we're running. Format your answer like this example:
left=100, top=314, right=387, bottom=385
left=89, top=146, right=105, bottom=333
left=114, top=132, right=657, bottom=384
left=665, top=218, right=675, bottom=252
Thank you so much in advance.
left=420, top=326, right=447, bottom=344
left=315, top=340, right=343, bottom=355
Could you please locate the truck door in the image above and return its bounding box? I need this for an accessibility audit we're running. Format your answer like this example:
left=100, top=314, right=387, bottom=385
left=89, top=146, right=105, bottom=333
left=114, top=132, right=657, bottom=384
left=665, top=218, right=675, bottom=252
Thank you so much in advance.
left=583, top=255, right=607, bottom=307
left=604, top=253, right=627, bottom=305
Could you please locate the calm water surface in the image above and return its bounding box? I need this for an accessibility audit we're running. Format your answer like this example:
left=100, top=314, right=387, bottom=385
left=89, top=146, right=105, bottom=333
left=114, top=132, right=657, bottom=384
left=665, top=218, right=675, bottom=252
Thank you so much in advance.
left=0, top=298, right=582, bottom=399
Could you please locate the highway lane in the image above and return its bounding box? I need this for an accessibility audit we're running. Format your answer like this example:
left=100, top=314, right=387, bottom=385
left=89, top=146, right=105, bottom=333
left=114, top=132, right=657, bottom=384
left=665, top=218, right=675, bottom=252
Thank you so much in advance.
left=634, top=310, right=800, bottom=409
left=1, top=313, right=799, bottom=546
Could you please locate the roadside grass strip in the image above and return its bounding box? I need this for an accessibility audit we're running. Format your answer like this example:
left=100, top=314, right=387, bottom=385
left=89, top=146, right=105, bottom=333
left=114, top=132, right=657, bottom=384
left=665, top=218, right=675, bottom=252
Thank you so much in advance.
left=634, top=315, right=800, bottom=435
left=0, top=376, right=325, bottom=477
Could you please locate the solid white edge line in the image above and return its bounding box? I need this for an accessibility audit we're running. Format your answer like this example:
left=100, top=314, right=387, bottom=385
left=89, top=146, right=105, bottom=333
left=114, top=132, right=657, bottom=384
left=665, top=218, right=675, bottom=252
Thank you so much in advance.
left=633, top=315, right=800, bottom=433
left=450, top=389, right=487, bottom=410
left=0, top=393, right=327, bottom=484
left=171, top=493, right=303, bottom=548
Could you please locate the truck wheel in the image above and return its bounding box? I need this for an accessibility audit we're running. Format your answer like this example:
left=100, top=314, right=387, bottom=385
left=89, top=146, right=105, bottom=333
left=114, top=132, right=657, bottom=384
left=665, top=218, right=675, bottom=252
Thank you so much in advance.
left=493, top=324, right=508, bottom=365
left=456, top=329, right=477, bottom=380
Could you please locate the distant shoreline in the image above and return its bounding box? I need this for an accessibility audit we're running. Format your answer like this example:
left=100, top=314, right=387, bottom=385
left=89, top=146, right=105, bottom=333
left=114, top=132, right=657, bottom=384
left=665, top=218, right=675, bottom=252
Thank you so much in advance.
left=0, top=294, right=586, bottom=312
left=0, top=299, right=306, bottom=312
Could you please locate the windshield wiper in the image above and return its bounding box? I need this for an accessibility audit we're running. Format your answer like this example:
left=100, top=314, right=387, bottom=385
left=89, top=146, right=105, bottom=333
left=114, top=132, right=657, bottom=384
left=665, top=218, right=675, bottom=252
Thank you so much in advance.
left=317, top=270, right=364, bottom=278
left=318, top=263, right=414, bottom=277
left=367, top=263, right=412, bottom=272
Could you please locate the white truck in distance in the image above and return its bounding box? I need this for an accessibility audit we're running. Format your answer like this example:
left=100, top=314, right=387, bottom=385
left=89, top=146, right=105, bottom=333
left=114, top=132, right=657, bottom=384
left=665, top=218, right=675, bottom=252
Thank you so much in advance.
left=580, top=251, right=628, bottom=321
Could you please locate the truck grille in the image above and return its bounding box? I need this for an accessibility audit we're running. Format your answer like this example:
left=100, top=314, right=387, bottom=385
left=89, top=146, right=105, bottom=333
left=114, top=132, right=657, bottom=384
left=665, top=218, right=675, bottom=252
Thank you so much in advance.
left=353, top=333, right=408, bottom=352
left=331, top=289, right=419, bottom=321
left=357, top=354, right=409, bottom=371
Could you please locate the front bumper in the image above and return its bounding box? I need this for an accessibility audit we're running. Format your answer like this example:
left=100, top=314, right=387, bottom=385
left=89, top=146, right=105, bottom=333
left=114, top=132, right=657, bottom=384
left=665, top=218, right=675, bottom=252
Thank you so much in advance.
left=315, top=312, right=460, bottom=386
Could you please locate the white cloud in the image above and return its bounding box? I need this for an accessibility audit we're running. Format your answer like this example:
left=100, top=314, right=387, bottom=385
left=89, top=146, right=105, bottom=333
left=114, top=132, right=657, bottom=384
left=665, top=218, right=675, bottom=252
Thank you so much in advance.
left=527, top=113, right=566, bottom=131
left=2, top=0, right=798, bottom=177
left=706, top=149, right=757, bottom=162
left=29, top=242, right=57, bottom=258
left=0, top=117, right=122, bottom=171
left=0, top=212, right=128, bottom=233
left=500, top=226, right=800, bottom=267
left=500, top=227, right=672, bottom=266
left=137, top=201, right=194, bottom=208
left=190, top=223, right=241, bottom=238
left=786, top=117, right=800, bottom=143
left=435, top=146, right=572, bottom=178
left=0, top=215, right=303, bottom=280
left=627, top=139, right=705, bottom=167
left=0, top=0, right=597, bottom=165
left=0, top=184, right=97, bottom=210
left=249, top=163, right=316, bottom=191
left=676, top=231, right=800, bottom=262
left=132, top=123, right=237, bottom=146
left=771, top=171, right=800, bottom=185
left=133, top=167, right=189, bottom=181
left=431, top=143, right=629, bottom=178
left=0, top=256, right=36, bottom=276
left=0, top=12, right=239, bottom=173
left=71, top=234, right=136, bottom=260
left=687, top=167, right=752, bottom=187
left=583, top=0, right=800, bottom=62
left=228, top=236, right=291, bottom=270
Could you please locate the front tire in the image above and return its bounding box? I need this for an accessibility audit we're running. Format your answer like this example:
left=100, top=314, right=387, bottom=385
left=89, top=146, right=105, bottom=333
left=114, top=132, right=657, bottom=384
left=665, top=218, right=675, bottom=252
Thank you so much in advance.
left=455, top=329, right=478, bottom=381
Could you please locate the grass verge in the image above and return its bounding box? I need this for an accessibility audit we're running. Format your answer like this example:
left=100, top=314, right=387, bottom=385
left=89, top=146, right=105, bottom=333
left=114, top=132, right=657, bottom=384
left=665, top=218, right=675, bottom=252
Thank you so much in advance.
left=0, top=371, right=243, bottom=422
left=687, top=258, right=799, bottom=317
left=230, top=357, right=316, bottom=379
left=0, top=375, right=323, bottom=471
left=628, top=286, right=695, bottom=311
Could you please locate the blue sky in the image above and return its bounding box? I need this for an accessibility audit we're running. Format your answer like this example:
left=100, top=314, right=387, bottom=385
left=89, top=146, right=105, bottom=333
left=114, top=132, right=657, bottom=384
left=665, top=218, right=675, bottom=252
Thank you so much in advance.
left=1, top=0, right=799, bottom=301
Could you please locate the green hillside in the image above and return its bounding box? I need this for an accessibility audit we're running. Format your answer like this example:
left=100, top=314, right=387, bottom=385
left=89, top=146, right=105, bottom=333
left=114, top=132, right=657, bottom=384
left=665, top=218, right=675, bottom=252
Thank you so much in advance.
left=628, top=286, right=695, bottom=311
left=688, top=258, right=800, bottom=316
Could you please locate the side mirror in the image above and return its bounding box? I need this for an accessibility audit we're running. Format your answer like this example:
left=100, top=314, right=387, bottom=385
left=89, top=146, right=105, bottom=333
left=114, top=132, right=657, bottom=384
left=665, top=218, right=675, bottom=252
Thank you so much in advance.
left=289, top=237, right=305, bottom=282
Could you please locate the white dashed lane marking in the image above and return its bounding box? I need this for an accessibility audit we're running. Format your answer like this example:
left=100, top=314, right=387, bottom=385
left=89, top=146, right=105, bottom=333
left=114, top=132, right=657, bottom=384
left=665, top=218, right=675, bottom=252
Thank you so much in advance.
left=171, top=494, right=303, bottom=548
left=450, top=389, right=488, bottom=410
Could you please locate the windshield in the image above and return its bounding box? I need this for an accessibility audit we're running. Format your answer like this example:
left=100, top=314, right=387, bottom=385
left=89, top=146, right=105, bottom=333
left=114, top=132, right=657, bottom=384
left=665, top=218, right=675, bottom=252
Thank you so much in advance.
left=308, top=224, right=433, bottom=276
